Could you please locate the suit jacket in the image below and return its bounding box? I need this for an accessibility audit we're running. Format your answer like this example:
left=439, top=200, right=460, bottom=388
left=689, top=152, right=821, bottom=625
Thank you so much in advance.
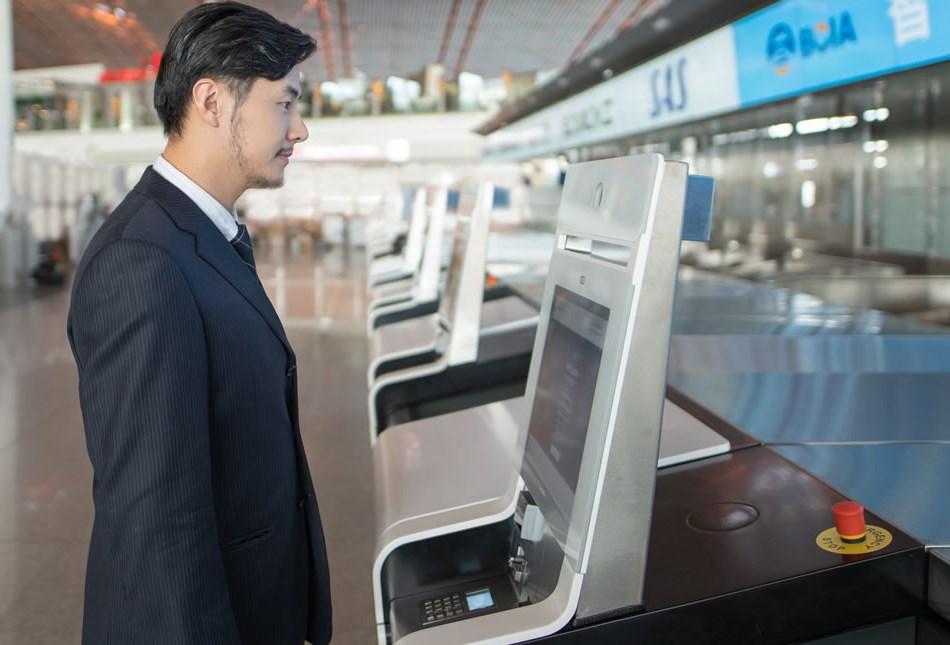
left=67, top=168, right=332, bottom=645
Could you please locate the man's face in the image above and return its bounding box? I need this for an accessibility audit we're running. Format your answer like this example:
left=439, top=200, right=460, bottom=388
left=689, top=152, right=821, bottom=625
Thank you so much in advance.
left=227, top=67, right=307, bottom=190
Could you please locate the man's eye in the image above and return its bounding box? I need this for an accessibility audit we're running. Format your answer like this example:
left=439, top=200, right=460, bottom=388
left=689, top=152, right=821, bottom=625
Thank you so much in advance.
left=280, top=102, right=291, bottom=110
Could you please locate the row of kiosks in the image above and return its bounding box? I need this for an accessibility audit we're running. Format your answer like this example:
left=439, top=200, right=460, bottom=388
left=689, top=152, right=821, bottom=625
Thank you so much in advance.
left=367, top=181, right=542, bottom=438
left=369, top=154, right=930, bottom=644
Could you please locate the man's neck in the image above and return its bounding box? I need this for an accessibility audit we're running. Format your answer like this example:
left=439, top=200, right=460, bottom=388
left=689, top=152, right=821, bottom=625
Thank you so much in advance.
left=162, top=141, right=242, bottom=211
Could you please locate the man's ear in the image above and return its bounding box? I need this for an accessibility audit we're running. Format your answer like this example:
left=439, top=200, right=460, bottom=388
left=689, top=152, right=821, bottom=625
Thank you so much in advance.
left=192, top=78, right=224, bottom=128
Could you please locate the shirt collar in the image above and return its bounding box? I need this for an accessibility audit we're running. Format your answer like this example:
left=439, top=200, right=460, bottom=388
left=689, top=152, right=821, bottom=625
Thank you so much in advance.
left=152, top=155, right=239, bottom=241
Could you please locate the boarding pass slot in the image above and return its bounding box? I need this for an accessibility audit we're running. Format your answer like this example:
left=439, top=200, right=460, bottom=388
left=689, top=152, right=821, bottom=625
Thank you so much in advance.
left=563, top=236, right=634, bottom=268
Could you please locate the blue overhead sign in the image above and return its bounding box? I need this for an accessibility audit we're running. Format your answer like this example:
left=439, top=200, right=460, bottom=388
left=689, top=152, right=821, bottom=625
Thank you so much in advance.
left=735, top=0, right=950, bottom=106
left=480, top=0, right=950, bottom=160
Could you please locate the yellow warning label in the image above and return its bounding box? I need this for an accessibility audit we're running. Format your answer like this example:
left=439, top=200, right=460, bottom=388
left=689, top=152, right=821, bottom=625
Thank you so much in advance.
left=815, top=525, right=892, bottom=555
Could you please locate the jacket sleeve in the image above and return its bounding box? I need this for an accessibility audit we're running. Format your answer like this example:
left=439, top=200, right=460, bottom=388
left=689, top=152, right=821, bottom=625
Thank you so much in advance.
left=68, top=238, right=242, bottom=644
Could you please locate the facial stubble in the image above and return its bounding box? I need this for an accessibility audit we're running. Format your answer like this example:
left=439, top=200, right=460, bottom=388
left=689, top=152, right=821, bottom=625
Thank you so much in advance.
left=229, top=109, right=284, bottom=190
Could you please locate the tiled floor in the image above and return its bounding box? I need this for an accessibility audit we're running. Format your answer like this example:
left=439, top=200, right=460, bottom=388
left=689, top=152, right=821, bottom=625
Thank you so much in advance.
left=0, top=245, right=376, bottom=644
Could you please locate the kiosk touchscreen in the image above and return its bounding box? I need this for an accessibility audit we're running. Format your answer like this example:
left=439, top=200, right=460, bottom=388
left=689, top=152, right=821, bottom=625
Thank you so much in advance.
left=520, top=286, right=608, bottom=554
left=374, top=154, right=710, bottom=644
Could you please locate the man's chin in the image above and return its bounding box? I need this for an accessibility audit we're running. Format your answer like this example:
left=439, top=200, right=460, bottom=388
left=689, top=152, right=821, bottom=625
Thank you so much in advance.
left=247, top=174, right=284, bottom=190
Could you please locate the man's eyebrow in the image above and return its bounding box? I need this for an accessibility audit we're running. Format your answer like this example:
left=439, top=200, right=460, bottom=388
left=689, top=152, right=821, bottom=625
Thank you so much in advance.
left=283, top=85, right=301, bottom=99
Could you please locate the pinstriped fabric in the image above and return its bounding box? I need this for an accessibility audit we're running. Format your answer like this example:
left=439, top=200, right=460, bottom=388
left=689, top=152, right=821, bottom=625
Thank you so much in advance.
left=67, top=168, right=331, bottom=645
left=72, top=239, right=243, bottom=644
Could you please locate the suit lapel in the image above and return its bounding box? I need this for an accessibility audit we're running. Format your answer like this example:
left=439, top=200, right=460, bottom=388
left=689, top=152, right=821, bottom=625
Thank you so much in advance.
left=135, top=168, right=294, bottom=357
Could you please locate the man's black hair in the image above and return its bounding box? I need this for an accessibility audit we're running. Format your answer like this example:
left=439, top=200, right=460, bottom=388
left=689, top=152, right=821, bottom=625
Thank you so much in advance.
left=154, top=1, right=317, bottom=138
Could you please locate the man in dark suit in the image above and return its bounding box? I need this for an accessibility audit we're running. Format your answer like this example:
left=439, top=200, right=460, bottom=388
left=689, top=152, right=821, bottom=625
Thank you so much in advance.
left=66, top=3, right=331, bottom=643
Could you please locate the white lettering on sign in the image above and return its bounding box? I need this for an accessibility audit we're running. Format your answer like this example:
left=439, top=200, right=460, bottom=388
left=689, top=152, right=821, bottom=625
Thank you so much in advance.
left=889, top=0, right=930, bottom=47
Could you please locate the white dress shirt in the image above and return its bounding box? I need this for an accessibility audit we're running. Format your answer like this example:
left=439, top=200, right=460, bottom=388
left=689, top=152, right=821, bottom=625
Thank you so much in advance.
left=152, top=155, right=239, bottom=241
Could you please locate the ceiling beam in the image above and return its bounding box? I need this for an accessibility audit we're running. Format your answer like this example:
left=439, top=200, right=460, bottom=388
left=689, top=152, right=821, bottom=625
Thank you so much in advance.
left=13, top=0, right=96, bottom=68
left=437, top=0, right=462, bottom=67
left=452, top=0, right=487, bottom=81
left=566, top=0, right=623, bottom=67
left=618, top=0, right=663, bottom=33
left=337, top=0, right=352, bottom=77
left=314, top=0, right=336, bottom=81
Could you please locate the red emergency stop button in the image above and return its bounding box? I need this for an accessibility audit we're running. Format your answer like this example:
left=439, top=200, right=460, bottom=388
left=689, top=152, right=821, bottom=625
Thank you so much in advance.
left=832, top=501, right=867, bottom=544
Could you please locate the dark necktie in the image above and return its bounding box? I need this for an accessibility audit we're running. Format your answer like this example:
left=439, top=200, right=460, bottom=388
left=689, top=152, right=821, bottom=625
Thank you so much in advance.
left=231, top=223, right=256, bottom=272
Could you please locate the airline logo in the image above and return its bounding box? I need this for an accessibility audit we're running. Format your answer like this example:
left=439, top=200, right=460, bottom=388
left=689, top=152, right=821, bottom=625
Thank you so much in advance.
left=766, top=11, right=858, bottom=76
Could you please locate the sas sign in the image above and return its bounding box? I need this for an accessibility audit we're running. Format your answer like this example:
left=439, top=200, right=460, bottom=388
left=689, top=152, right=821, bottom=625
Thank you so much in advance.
left=767, top=11, right=858, bottom=76
left=651, top=58, right=688, bottom=118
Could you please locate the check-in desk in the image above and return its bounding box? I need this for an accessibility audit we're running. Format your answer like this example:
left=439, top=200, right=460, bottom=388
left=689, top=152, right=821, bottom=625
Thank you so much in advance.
left=375, top=375, right=933, bottom=643
left=370, top=155, right=939, bottom=644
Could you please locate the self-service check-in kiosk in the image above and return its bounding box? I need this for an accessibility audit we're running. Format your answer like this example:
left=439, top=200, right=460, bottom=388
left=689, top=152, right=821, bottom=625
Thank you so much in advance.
left=368, top=188, right=430, bottom=287
left=367, top=187, right=449, bottom=326
left=367, top=186, right=418, bottom=260
left=372, top=154, right=929, bottom=644
left=372, top=154, right=698, bottom=642
left=368, top=180, right=538, bottom=386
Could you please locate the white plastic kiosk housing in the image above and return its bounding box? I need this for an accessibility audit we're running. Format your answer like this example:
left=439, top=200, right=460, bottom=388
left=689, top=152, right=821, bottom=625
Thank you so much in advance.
left=373, top=154, right=713, bottom=644
left=366, top=186, right=416, bottom=260
left=367, top=180, right=538, bottom=388
left=368, top=188, right=430, bottom=286
left=367, top=187, right=449, bottom=326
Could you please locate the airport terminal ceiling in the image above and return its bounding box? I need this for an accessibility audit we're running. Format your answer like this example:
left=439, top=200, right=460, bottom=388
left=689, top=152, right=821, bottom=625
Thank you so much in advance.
left=12, top=0, right=778, bottom=86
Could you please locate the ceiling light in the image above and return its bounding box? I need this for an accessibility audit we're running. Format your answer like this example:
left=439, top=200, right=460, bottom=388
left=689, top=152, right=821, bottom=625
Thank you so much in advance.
left=863, top=107, right=891, bottom=122
left=796, top=115, right=857, bottom=135
left=768, top=123, right=794, bottom=138
left=801, top=180, right=816, bottom=208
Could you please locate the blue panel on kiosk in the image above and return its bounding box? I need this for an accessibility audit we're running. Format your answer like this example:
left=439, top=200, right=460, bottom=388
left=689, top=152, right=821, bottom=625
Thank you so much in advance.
left=682, top=175, right=714, bottom=242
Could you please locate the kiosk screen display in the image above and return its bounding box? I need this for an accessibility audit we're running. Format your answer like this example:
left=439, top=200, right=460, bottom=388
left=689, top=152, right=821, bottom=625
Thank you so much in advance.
left=465, top=589, right=494, bottom=611
left=523, top=286, right=609, bottom=543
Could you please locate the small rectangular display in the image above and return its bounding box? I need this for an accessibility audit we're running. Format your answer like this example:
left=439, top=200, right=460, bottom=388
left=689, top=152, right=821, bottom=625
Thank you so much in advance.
left=464, top=589, right=494, bottom=611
